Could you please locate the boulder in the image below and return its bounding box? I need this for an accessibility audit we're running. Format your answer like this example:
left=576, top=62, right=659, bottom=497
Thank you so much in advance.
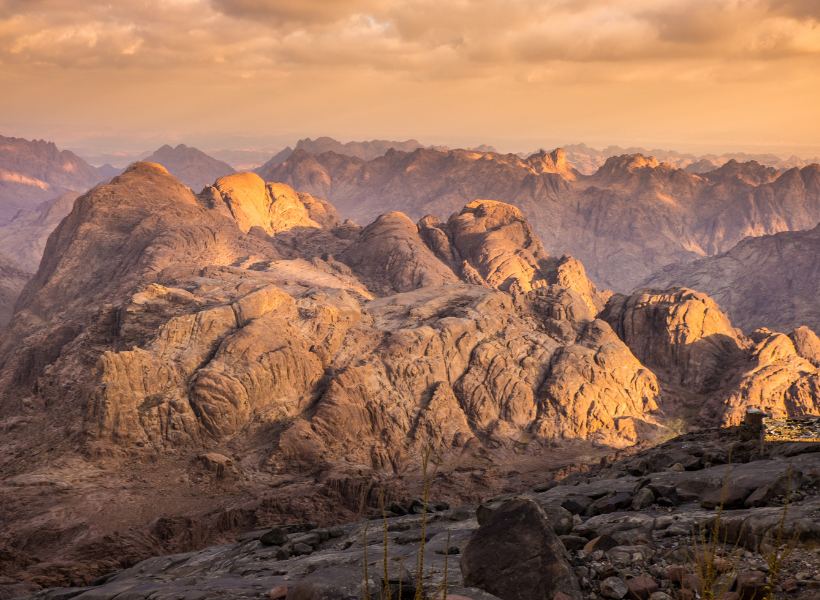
left=699, top=485, right=752, bottom=509
left=460, top=498, right=581, bottom=600
left=735, top=570, right=766, bottom=600
left=625, top=575, right=659, bottom=600
left=632, top=488, right=655, bottom=510
left=744, top=468, right=803, bottom=507
left=260, top=528, right=289, bottom=546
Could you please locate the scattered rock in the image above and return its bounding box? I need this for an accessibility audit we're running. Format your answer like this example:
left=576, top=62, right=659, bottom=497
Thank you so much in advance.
left=626, top=575, right=658, bottom=600
left=600, top=576, right=629, bottom=599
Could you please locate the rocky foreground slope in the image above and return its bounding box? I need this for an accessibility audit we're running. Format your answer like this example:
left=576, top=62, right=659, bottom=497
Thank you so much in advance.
left=6, top=426, right=820, bottom=600
left=258, top=148, right=820, bottom=292
left=1, top=163, right=820, bottom=592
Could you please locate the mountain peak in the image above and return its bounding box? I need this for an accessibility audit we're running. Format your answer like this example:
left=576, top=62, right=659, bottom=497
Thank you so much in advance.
left=140, top=144, right=235, bottom=192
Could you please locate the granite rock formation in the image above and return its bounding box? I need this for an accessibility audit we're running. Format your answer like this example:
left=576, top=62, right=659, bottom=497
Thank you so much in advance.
left=643, top=217, right=820, bottom=335
left=0, top=135, right=102, bottom=225
left=258, top=147, right=820, bottom=291
left=0, top=162, right=668, bottom=583
left=602, top=288, right=820, bottom=427
left=141, top=144, right=236, bottom=193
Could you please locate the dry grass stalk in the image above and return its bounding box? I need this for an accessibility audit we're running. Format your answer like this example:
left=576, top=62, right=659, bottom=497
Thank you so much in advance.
left=415, top=445, right=442, bottom=600
left=686, top=444, right=744, bottom=600
left=380, top=487, right=392, bottom=600
left=762, top=459, right=800, bottom=600
left=363, top=519, right=372, bottom=600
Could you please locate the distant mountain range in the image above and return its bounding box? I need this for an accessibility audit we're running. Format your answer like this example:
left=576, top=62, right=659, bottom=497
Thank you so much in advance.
left=257, top=147, right=820, bottom=293
left=561, top=142, right=819, bottom=175
left=3, top=133, right=820, bottom=325
left=0, top=135, right=104, bottom=225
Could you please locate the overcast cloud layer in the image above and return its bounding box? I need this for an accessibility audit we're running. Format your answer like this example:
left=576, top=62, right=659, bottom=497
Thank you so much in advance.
left=1, top=0, right=819, bottom=155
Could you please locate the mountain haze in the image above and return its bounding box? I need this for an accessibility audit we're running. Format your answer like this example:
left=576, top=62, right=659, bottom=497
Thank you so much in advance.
left=0, top=135, right=103, bottom=225
left=141, top=144, right=236, bottom=192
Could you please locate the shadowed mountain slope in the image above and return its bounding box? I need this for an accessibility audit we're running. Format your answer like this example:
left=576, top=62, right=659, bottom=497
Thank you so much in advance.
left=0, top=135, right=103, bottom=225
left=0, top=253, right=30, bottom=329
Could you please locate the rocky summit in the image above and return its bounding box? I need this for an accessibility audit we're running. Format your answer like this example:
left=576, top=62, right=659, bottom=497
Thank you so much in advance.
left=1, top=162, right=820, bottom=597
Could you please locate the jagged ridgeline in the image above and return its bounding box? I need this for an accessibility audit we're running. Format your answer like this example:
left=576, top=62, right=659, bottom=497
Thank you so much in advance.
left=2, top=161, right=820, bottom=587
left=259, top=148, right=820, bottom=293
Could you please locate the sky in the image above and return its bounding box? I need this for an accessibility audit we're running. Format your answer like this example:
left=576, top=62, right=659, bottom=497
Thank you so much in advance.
left=1, top=0, right=819, bottom=158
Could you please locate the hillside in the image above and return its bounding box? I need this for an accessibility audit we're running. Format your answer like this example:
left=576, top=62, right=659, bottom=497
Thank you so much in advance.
left=643, top=219, right=820, bottom=334
left=0, top=135, right=103, bottom=225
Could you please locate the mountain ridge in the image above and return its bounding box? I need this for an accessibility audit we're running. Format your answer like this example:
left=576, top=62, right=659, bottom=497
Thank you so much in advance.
left=257, top=146, right=820, bottom=292
left=0, top=135, right=103, bottom=225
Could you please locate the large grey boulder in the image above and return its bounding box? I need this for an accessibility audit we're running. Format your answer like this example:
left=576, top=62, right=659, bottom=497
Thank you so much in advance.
left=460, top=498, right=582, bottom=600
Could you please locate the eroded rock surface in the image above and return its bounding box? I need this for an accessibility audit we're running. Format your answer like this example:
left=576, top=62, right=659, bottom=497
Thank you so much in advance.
left=602, top=288, right=820, bottom=427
